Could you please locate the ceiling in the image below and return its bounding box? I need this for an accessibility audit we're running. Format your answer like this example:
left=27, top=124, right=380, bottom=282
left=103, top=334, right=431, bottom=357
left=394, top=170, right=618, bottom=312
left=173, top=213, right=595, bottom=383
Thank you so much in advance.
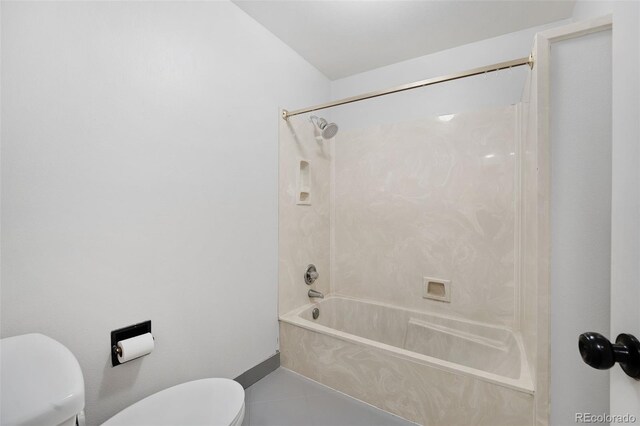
left=233, top=1, right=575, bottom=80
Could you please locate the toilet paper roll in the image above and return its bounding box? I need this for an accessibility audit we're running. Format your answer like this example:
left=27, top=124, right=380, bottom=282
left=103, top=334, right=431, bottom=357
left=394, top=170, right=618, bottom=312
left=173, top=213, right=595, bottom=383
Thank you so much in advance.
left=117, top=333, right=154, bottom=363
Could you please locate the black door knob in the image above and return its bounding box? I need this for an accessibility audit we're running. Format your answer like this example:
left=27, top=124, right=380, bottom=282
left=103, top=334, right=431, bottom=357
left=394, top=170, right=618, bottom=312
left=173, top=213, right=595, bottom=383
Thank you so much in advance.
left=578, top=332, right=640, bottom=380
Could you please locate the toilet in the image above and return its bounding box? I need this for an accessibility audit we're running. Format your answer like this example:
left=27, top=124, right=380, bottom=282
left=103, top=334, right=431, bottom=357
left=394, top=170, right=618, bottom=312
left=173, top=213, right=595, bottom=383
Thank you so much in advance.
left=1, top=333, right=85, bottom=426
left=102, top=379, right=245, bottom=426
left=0, top=334, right=245, bottom=426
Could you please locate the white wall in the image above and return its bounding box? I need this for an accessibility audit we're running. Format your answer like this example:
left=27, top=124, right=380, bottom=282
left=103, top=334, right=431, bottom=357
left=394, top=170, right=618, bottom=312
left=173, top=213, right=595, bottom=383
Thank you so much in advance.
left=571, top=1, right=614, bottom=21
left=329, top=21, right=569, bottom=131
left=549, top=29, right=612, bottom=425
left=0, top=2, right=329, bottom=424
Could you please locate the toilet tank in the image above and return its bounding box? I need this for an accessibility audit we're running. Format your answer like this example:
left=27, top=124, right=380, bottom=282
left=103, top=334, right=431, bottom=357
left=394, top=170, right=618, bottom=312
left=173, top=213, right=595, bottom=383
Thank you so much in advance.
left=1, top=333, right=85, bottom=426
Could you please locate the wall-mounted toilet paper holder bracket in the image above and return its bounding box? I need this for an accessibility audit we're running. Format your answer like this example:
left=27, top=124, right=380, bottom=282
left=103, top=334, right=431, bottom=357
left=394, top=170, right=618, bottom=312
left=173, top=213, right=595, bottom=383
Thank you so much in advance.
left=111, top=320, right=152, bottom=367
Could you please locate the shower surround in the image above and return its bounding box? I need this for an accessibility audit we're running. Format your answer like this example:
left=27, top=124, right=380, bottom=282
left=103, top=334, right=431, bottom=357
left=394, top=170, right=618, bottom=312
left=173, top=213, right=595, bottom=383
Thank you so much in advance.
left=333, top=106, right=517, bottom=326
left=278, top=105, right=532, bottom=425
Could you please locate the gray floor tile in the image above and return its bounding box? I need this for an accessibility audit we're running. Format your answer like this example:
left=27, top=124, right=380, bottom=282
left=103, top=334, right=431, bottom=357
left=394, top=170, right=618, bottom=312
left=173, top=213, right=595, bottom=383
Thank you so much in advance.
left=248, top=368, right=316, bottom=404
left=245, top=368, right=415, bottom=426
left=248, top=396, right=313, bottom=426
left=366, top=409, right=415, bottom=426
left=290, top=373, right=337, bottom=398
left=307, top=391, right=381, bottom=426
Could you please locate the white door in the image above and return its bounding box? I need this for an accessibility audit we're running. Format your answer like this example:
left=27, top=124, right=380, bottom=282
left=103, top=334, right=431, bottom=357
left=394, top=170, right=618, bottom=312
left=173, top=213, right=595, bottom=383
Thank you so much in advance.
left=609, top=1, right=640, bottom=421
left=546, top=5, right=639, bottom=423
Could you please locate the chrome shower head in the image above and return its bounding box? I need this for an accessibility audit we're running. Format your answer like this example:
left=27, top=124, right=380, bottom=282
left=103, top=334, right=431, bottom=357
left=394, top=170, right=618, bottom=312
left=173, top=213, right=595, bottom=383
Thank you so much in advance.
left=310, top=116, right=339, bottom=139
left=321, top=121, right=339, bottom=139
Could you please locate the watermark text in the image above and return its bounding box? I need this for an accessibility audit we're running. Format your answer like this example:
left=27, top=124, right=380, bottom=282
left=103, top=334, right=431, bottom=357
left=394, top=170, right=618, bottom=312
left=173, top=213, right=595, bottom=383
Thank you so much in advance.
left=576, top=413, right=637, bottom=423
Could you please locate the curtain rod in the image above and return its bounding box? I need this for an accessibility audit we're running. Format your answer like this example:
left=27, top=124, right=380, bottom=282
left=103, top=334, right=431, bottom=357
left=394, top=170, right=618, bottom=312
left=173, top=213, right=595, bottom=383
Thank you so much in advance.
left=282, top=54, right=534, bottom=120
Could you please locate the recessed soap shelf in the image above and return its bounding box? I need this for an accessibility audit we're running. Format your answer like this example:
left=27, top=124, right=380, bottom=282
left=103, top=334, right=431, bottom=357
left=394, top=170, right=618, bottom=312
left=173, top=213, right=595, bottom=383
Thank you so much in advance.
left=296, top=159, right=311, bottom=205
left=423, top=277, right=451, bottom=302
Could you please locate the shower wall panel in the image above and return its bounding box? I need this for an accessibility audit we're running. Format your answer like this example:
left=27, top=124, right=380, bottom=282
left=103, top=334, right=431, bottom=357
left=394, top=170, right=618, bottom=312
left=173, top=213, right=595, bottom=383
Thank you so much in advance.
left=279, top=117, right=332, bottom=315
left=520, top=69, right=540, bottom=393
left=333, top=106, right=517, bottom=326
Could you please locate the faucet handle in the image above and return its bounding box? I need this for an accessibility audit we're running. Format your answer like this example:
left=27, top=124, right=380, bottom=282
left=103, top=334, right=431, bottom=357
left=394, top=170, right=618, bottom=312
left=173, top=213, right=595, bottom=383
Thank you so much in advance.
left=304, top=265, right=319, bottom=285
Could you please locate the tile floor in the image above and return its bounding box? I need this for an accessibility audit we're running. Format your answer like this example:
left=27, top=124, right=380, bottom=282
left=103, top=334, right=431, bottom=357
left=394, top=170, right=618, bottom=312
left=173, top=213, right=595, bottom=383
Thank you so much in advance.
left=242, top=367, right=415, bottom=426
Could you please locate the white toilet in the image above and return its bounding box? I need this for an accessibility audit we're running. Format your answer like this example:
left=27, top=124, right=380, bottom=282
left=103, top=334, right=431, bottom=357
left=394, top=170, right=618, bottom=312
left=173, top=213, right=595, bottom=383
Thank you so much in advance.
left=1, top=333, right=86, bottom=426
left=102, top=379, right=245, bottom=426
left=0, top=334, right=245, bottom=426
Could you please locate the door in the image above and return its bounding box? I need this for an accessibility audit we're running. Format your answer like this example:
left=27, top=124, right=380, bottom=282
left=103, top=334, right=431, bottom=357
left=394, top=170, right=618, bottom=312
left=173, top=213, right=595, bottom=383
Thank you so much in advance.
left=609, top=1, right=640, bottom=421
left=573, top=3, right=640, bottom=422
left=544, top=6, right=639, bottom=423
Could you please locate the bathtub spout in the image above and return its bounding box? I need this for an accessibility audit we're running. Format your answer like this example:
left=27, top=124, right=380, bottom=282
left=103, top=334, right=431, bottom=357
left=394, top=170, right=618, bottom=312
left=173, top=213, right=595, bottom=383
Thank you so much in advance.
left=308, top=289, right=324, bottom=299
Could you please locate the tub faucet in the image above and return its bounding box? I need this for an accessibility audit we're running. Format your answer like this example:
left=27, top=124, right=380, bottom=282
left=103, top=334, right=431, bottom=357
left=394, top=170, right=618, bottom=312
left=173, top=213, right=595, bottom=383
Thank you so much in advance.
left=308, top=289, right=324, bottom=299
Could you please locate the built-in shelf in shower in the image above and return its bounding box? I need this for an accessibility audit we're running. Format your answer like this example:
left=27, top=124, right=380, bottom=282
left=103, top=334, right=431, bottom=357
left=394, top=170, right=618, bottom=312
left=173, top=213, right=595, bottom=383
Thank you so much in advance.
left=423, top=277, right=451, bottom=302
left=296, top=159, right=311, bottom=205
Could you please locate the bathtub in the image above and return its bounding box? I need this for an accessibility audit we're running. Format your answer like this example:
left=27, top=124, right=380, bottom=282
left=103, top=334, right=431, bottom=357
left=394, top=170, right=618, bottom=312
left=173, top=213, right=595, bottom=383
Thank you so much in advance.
left=279, top=296, right=534, bottom=426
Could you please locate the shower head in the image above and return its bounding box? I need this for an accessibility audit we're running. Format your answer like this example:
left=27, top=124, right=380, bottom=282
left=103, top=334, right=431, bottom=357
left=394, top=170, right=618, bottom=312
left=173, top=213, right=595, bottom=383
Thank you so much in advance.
left=321, top=121, right=339, bottom=139
left=310, top=116, right=339, bottom=139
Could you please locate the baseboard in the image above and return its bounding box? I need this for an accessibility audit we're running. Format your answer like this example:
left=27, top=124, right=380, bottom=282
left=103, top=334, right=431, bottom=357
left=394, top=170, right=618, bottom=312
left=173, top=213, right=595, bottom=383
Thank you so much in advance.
left=234, top=351, right=280, bottom=389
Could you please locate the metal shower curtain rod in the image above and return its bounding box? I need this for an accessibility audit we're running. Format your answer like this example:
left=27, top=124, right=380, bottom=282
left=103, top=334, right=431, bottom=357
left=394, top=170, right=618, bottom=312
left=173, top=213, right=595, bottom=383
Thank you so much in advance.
left=281, top=54, right=534, bottom=120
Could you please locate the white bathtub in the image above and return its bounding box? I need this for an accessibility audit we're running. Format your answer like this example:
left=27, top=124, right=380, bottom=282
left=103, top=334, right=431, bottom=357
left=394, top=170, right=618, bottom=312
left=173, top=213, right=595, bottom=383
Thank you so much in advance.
left=279, top=296, right=534, bottom=425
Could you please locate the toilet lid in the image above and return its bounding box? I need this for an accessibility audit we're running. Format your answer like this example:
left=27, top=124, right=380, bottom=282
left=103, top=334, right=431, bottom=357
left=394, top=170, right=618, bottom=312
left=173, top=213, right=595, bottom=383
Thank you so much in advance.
left=102, top=378, right=244, bottom=426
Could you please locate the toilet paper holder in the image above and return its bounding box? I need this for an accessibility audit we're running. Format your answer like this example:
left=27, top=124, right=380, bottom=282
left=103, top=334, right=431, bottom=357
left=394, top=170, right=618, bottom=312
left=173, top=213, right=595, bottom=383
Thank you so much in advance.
left=111, top=320, right=152, bottom=367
